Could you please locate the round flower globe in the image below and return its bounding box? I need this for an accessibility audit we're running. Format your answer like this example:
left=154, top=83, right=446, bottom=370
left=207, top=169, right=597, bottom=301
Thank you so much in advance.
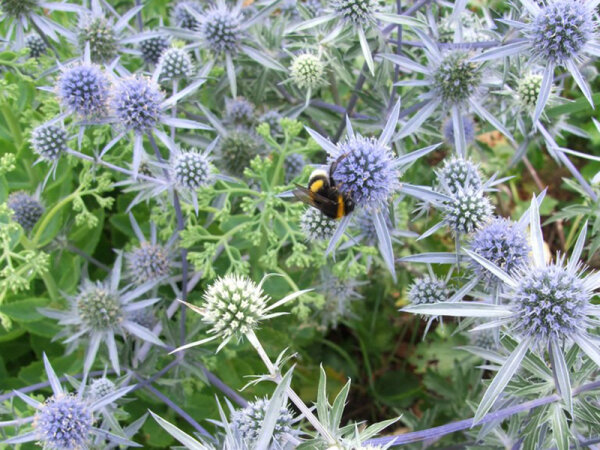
left=290, top=53, right=325, bottom=90
left=433, top=51, right=482, bottom=105
left=31, top=124, right=67, bottom=162
left=126, top=242, right=171, bottom=285
left=2, top=0, right=38, bottom=18
left=200, top=4, right=242, bottom=55
left=57, top=65, right=110, bottom=118
left=218, top=129, right=263, bottom=177
left=172, top=1, right=203, bottom=30
left=158, top=47, right=193, bottom=80
left=300, top=208, right=337, bottom=241
left=225, top=97, right=254, bottom=125
left=33, top=394, right=93, bottom=449
left=172, top=150, right=212, bottom=190
left=517, top=73, right=544, bottom=111
left=25, top=34, right=46, bottom=58
left=332, top=0, right=377, bottom=25
left=77, top=284, right=123, bottom=331
left=408, top=275, right=450, bottom=306
left=111, top=77, right=164, bottom=133
left=7, top=192, right=44, bottom=232
left=89, top=377, right=116, bottom=400
left=77, top=17, right=118, bottom=62
left=140, top=35, right=170, bottom=65
left=231, top=398, right=297, bottom=447
left=437, top=157, right=482, bottom=195
left=443, top=187, right=493, bottom=234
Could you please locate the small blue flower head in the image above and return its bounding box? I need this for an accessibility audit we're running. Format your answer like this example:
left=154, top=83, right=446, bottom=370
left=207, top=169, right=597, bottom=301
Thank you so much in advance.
left=139, top=35, right=170, bottom=65
left=77, top=17, right=117, bottom=62
left=433, top=51, right=482, bottom=105
left=331, top=135, right=401, bottom=210
left=225, top=97, right=255, bottom=125
left=171, top=149, right=213, bottom=190
left=513, top=263, right=588, bottom=341
left=331, top=0, right=377, bottom=25
left=111, top=76, right=164, bottom=133
left=57, top=65, right=110, bottom=118
left=77, top=282, right=124, bottom=331
left=516, top=72, right=545, bottom=111
left=31, top=124, right=67, bottom=162
left=408, top=275, right=450, bottom=306
left=33, top=394, right=93, bottom=449
left=443, top=116, right=476, bottom=148
left=126, top=242, right=171, bottom=285
left=89, top=377, right=116, bottom=400
left=172, top=0, right=203, bottom=29
left=259, top=110, right=283, bottom=136
left=25, top=34, right=46, bottom=58
left=530, top=0, right=593, bottom=64
left=2, top=0, right=37, bottom=17
left=290, top=53, right=325, bottom=90
left=158, top=47, right=193, bottom=80
left=219, top=129, right=264, bottom=177
left=284, top=152, right=306, bottom=183
left=437, top=157, right=482, bottom=195
left=469, top=217, right=530, bottom=283
left=300, top=207, right=338, bottom=241
left=200, top=3, right=242, bottom=55
left=231, top=397, right=298, bottom=448
left=443, top=187, right=493, bottom=234
left=7, top=191, right=44, bottom=232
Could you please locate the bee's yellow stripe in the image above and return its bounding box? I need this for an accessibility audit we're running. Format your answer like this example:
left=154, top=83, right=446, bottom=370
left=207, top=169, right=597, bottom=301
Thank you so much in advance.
left=310, top=179, right=324, bottom=193
left=336, top=195, right=345, bottom=219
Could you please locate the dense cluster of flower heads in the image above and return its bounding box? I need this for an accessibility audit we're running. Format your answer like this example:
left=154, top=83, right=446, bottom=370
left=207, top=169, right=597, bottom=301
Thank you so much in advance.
left=2, top=0, right=600, bottom=448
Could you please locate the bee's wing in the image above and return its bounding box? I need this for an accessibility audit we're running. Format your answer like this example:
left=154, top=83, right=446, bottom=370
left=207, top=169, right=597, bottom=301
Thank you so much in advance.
left=292, top=184, right=338, bottom=208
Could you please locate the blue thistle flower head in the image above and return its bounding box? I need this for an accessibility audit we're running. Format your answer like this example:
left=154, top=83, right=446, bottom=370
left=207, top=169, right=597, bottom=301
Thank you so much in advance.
left=158, top=47, right=193, bottom=80
left=77, top=17, right=117, bottom=63
left=33, top=394, right=93, bottom=450
left=25, top=34, right=46, bottom=58
left=225, top=97, right=255, bottom=125
left=300, top=207, right=337, bottom=241
left=172, top=1, right=203, bottom=29
left=31, top=124, right=67, bottom=162
left=89, top=377, right=115, bottom=400
left=126, top=242, right=171, bottom=285
left=408, top=275, right=450, bottom=306
left=513, top=263, right=589, bottom=341
left=218, top=129, right=264, bottom=177
left=284, top=152, right=306, bottom=183
left=57, top=65, right=110, bottom=118
left=442, top=187, right=493, bottom=234
left=331, top=135, right=401, bottom=210
left=77, top=281, right=123, bottom=331
left=171, top=149, right=212, bottom=190
left=111, top=77, right=164, bottom=133
left=331, top=0, right=377, bottom=25
left=516, top=72, right=544, bottom=111
left=470, top=217, right=530, bottom=283
left=437, top=157, right=482, bottom=195
left=443, top=116, right=476, bottom=147
left=2, top=0, right=38, bottom=18
left=231, top=398, right=297, bottom=447
left=531, top=0, right=593, bottom=64
left=200, top=4, right=242, bottom=55
left=139, top=35, right=170, bottom=65
left=290, top=53, right=325, bottom=90
left=7, top=191, right=44, bottom=232
left=433, top=51, right=482, bottom=105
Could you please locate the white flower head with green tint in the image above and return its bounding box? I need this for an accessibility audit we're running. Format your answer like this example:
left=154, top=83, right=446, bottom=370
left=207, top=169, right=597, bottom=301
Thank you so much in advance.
left=2, top=354, right=136, bottom=449
left=39, top=252, right=164, bottom=376
left=305, top=98, right=443, bottom=280
left=472, top=0, right=600, bottom=122
left=404, top=195, right=600, bottom=422
left=382, top=32, right=514, bottom=157
left=173, top=274, right=309, bottom=352
left=290, top=53, right=325, bottom=91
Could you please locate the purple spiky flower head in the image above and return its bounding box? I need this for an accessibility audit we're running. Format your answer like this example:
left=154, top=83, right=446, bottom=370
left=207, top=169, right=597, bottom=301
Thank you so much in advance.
left=199, top=3, right=243, bottom=55
left=171, top=149, right=212, bottom=190
left=57, top=65, right=110, bottom=118
left=31, top=124, right=67, bottom=162
left=111, top=76, right=164, bottom=133
left=437, top=157, right=482, bottom=195
left=443, top=187, right=493, bottom=234
left=7, top=191, right=44, bottom=232
left=33, top=394, right=93, bottom=449
left=408, top=275, right=450, bottom=306
left=139, top=35, right=170, bottom=65
left=25, top=34, right=46, bottom=58
left=225, top=97, right=254, bottom=125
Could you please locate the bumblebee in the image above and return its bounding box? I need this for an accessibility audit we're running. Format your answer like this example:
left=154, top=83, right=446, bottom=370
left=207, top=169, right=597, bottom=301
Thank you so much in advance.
left=292, top=158, right=355, bottom=219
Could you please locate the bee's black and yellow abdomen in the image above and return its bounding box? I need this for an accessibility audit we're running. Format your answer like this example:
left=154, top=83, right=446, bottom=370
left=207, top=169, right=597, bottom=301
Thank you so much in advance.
left=294, top=168, right=355, bottom=220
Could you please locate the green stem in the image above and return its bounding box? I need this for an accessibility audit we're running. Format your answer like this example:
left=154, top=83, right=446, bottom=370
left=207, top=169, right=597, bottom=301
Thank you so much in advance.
left=1, top=104, right=22, bottom=148
left=32, top=191, right=79, bottom=246
left=41, top=271, right=59, bottom=302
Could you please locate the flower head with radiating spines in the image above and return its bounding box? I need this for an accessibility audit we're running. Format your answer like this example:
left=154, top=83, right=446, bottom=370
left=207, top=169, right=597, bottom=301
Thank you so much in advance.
left=111, top=76, right=164, bottom=133
left=225, top=97, right=255, bottom=125
left=301, top=207, right=337, bottom=242
left=7, top=191, right=44, bottom=232
left=89, top=377, right=116, bottom=400
left=404, top=196, right=600, bottom=422
left=139, top=35, right=170, bottom=65
left=2, top=354, right=137, bottom=448
left=290, top=53, right=325, bottom=90
left=1, top=0, right=37, bottom=17
left=172, top=149, right=213, bottom=190
left=39, top=253, right=164, bottom=376
left=219, top=129, right=264, bottom=177
left=31, top=123, right=67, bottom=162
left=469, top=217, right=530, bottom=283
left=230, top=397, right=299, bottom=447
left=77, top=17, right=117, bottom=62
left=408, top=275, right=450, bottom=306
left=200, top=3, right=242, bottom=55
left=471, top=0, right=600, bottom=119
left=516, top=73, right=544, bottom=111
left=174, top=273, right=306, bottom=352
left=57, top=64, right=110, bottom=118
left=25, top=34, right=45, bottom=57
left=433, top=51, right=482, bottom=105
left=442, top=187, right=493, bottom=235
left=331, top=0, right=377, bottom=25
left=158, top=47, right=193, bottom=80
left=437, top=157, right=482, bottom=195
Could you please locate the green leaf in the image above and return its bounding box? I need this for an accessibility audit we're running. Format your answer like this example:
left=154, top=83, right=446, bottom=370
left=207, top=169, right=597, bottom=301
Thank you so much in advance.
left=0, top=298, right=49, bottom=322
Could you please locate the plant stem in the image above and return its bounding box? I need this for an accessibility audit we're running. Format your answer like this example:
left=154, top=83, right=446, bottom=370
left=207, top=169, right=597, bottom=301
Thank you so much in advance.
left=246, top=330, right=337, bottom=445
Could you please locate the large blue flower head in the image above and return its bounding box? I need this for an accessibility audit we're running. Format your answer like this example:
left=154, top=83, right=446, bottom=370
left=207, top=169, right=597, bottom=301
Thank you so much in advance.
left=530, top=0, right=593, bottom=65
left=470, top=217, right=530, bottom=283
left=33, top=394, right=93, bottom=449
left=331, top=135, right=401, bottom=210
left=57, top=65, right=110, bottom=118
left=200, top=3, right=242, bottom=55
left=111, top=77, right=164, bottom=133
left=513, top=263, right=589, bottom=341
